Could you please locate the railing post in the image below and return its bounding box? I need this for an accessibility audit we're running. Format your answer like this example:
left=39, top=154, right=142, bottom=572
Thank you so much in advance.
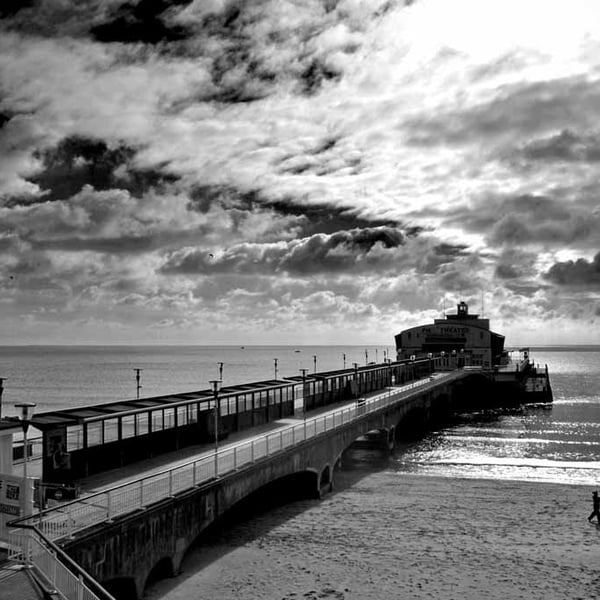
left=52, top=547, right=58, bottom=588
left=106, top=491, right=112, bottom=522
left=78, top=574, right=84, bottom=600
left=193, top=461, right=198, bottom=486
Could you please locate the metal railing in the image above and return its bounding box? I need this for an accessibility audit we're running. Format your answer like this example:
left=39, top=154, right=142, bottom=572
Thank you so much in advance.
left=13, top=370, right=465, bottom=543
left=8, top=528, right=116, bottom=600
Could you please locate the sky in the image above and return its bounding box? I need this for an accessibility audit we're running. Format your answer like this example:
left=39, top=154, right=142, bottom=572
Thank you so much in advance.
left=1, top=0, right=600, bottom=346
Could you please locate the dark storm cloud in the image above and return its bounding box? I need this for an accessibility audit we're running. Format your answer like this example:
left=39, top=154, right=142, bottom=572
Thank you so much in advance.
left=187, top=183, right=411, bottom=237
left=300, top=58, right=342, bottom=96
left=404, top=76, right=600, bottom=146
left=495, top=264, right=522, bottom=279
left=444, top=193, right=597, bottom=249
left=90, top=0, right=193, bottom=44
left=12, top=135, right=177, bottom=205
left=421, top=243, right=469, bottom=273
left=544, top=252, right=600, bottom=287
left=160, top=226, right=406, bottom=276
left=278, top=151, right=362, bottom=177
left=0, top=0, right=35, bottom=18
left=33, top=235, right=157, bottom=254
left=520, top=129, right=600, bottom=163
left=437, top=255, right=486, bottom=293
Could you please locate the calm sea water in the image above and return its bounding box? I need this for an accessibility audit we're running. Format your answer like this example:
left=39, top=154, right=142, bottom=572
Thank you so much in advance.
left=396, top=348, right=600, bottom=485
left=1, top=345, right=599, bottom=485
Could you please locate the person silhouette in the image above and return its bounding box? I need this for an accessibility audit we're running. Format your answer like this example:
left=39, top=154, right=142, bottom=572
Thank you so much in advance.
left=588, top=491, right=600, bottom=523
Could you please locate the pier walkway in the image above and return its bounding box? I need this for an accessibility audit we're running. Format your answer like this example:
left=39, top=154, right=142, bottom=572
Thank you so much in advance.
left=20, top=370, right=465, bottom=544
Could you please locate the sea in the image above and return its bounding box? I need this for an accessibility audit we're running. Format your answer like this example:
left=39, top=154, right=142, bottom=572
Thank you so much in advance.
left=2, top=345, right=599, bottom=599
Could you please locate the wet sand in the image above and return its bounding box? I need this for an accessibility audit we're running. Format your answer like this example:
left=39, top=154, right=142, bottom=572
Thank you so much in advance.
left=145, top=470, right=600, bottom=600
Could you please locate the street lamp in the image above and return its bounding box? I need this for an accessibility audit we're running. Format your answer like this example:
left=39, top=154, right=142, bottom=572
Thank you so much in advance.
left=274, top=358, right=278, bottom=380
left=0, top=377, right=5, bottom=419
left=353, top=362, right=359, bottom=399
left=343, top=353, right=346, bottom=369
left=15, top=402, right=36, bottom=481
left=133, top=368, right=143, bottom=400
left=217, top=362, right=224, bottom=382
left=299, top=369, right=308, bottom=420
left=209, top=380, right=222, bottom=477
left=312, top=355, right=317, bottom=373
left=365, top=349, right=368, bottom=365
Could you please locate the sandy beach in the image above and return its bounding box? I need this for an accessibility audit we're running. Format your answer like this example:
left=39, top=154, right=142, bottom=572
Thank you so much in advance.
left=145, top=468, right=600, bottom=600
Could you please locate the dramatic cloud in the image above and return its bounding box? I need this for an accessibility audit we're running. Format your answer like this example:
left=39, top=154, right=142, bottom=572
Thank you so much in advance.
left=1, top=0, right=600, bottom=344
left=544, top=252, right=600, bottom=288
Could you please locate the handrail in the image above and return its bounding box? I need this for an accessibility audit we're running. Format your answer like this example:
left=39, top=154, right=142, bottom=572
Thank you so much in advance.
left=8, top=525, right=116, bottom=600
left=11, top=369, right=465, bottom=543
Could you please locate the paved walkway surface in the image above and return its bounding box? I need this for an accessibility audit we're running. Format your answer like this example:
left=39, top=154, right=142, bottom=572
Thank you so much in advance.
left=78, top=393, right=376, bottom=494
left=0, top=560, right=45, bottom=600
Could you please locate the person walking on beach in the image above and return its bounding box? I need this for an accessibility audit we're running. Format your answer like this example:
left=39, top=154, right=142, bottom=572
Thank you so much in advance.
left=588, top=491, right=600, bottom=523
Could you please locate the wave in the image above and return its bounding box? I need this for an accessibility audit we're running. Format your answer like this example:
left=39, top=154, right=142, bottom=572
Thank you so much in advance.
left=444, top=435, right=600, bottom=446
left=412, top=456, right=600, bottom=470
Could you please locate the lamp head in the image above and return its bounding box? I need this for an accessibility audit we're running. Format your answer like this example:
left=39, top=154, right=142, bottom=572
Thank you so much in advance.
left=15, top=402, right=36, bottom=421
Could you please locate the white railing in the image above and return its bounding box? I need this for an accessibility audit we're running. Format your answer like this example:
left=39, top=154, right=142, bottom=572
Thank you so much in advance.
left=15, top=370, right=465, bottom=542
left=9, top=529, right=116, bottom=600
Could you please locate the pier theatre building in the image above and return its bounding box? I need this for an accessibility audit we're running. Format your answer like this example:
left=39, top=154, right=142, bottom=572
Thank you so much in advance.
left=395, top=302, right=506, bottom=368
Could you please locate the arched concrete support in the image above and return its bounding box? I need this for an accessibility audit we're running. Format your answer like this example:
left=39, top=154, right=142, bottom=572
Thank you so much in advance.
left=319, top=464, right=333, bottom=495
left=144, top=556, right=176, bottom=595
left=387, top=425, right=396, bottom=451
left=103, top=577, right=138, bottom=600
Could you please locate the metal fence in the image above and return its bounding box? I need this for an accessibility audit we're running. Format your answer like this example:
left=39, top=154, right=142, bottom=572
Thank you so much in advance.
left=9, top=529, right=116, bottom=600
left=14, top=370, right=465, bottom=543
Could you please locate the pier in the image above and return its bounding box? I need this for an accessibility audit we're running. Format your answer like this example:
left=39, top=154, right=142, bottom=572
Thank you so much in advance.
left=2, top=353, right=551, bottom=600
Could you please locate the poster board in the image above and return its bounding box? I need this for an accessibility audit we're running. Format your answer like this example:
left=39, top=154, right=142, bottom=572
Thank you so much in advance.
left=0, top=473, right=33, bottom=546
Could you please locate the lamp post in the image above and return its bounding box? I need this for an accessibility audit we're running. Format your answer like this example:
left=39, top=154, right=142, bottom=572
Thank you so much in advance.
left=365, top=349, right=368, bottom=365
left=343, top=353, right=346, bottom=369
left=274, top=358, right=278, bottom=380
left=209, top=380, right=222, bottom=477
left=133, top=368, right=143, bottom=400
left=353, top=362, right=359, bottom=399
left=217, top=362, right=224, bottom=382
left=299, top=368, right=308, bottom=420
left=0, top=377, right=5, bottom=419
left=376, top=348, right=378, bottom=363
left=312, top=355, right=317, bottom=373
left=15, top=402, right=36, bottom=482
